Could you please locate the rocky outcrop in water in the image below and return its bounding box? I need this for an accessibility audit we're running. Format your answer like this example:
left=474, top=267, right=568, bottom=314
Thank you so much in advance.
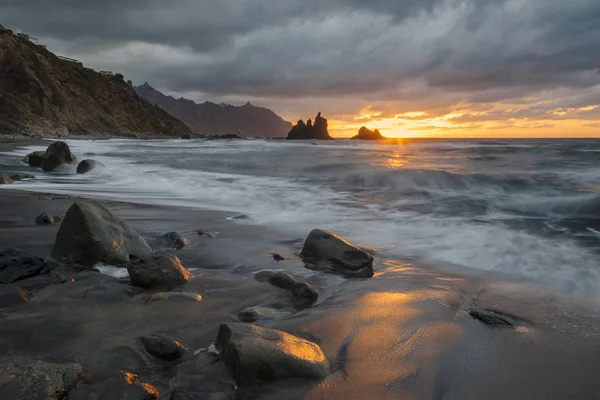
left=0, top=26, right=190, bottom=137
left=287, top=112, right=333, bottom=140
left=41, top=141, right=76, bottom=172
left=301, top=229, right=374, bottom=277
left=254, top=271, right=318, bottom=305
left=215, top=323, right=329, bottom=385
left=159, top=232, right=189, bottom=250
left=351, top=126, right=386, bottom=140
left=126, top=253, right=193, bottom=289
left=135, top=82, right=291, bottom=138
left=76, top=159, right=103, bottom=174
left=51, top=201, right=153, bottom=266
left=140, top=335, right=186, bottom=361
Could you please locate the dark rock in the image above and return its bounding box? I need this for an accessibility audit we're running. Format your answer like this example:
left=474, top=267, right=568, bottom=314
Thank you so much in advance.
left=41, top=141, right=76, bottom=172
left=196, top=230, right=217, bottom=238
left=140, top=335, right=186, bottom=361
left=254, top=271, right=318, bottom=305
left=0, top=357, right=82, bottom=400
left=287, top=112, right=333, bottom=140
left=51, top=201, right=152, bottom=266
left=160, top=232, right=189, bottom=250
left=9, top=173, right=35, bottom=181
left=238, top=306, right=292, bottom=323
left=170, top=389, right=233, bottom=400
left=22, top=151, right=46, bottom=167
left=66, top=371, right=159, bottom=400
left=300, top=229, right=374, bottom=277
left=469, top=309, right=517, bottom=329
left=229, top=214, right=250, bottom=220
left=271, top=253, right=285, bottom=261
left=76, top=159, right=104, bottom=174
left=0, top=174, right=12, bottom=184
left=0, top=247, right=46, bottom=283
left=35, top=212, right=54, bottom=225
left=181, top=134, right=192, bottom=140
left=351, top=126, right=387, bottom=140
left=126, top=253, right=193, bottom=289
left=215, top=323, right=329, bottom=386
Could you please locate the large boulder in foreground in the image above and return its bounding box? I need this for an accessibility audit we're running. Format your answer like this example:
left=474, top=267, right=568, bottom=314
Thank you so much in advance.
left=215, top=323, right=329, bottom=385
left=41, top=141, right=76, bottom=172
left=300, top=229, right=374, bottom=277
left=126, top=253, right=192, bottom=289
left=51, top=201, right=152, bottom=266
left=0, top=357, right=82, bottom=400
left=0, top=247, right=46, bottom=283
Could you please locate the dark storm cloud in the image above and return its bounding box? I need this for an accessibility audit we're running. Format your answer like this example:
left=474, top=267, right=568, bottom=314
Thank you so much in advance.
left=3, top=0, right=600, bottom=122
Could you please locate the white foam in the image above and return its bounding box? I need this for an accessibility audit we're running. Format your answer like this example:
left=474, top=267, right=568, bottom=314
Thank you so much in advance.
left=94, top=264, right=129, bottom=279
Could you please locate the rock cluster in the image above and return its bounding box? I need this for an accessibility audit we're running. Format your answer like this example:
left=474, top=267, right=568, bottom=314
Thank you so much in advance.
left=351, top=126, right=386, bottom=140
left=287, top=112, right=333, bottom=140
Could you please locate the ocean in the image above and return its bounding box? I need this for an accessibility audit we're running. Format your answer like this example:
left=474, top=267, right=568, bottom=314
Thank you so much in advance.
left=3, top=138, right=600, bottom=303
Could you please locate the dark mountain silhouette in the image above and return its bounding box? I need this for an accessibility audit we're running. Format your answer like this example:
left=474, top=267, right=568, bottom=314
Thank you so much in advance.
left=287, top=112, right=333, bottom=140
left=135, top=83, right=292, bottom=138
left=0, top=25, right=190, bottom=137
left=351, top=126, right=386, bottom=140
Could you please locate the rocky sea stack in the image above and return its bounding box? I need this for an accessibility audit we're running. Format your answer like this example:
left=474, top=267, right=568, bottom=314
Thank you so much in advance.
left=351, top=126, right=387, bottom=140
left=287, top=112, right=333, bottom=140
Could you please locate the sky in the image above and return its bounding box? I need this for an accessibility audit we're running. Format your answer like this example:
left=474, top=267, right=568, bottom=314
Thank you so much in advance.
left=3, top=0, right=600, bottom=138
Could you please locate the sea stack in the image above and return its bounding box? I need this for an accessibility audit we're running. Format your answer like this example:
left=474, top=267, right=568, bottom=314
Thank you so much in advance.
left=287, top=112, right=333, bottom=140
left=351, top=126, right=386, bottom=140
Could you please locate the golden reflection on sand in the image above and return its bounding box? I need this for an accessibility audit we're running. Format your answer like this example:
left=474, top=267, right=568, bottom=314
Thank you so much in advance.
left=305, top=289, right=464, bottom=400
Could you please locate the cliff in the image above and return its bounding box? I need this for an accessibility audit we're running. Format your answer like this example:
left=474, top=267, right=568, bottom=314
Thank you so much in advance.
left=287, top=112, right=333, bottom=140
left=0, top=26, right=190, bottom=137
left=351, top=126, right=386, bottom=140
left=135, top=83, right=292, bottom=138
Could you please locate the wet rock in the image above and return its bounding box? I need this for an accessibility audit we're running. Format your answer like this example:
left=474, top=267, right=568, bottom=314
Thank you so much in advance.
left=66, top=371, right=159, bottom=400
left=76, top=159, right=104, bottom=174
left=181, top=134, right=192, bottom=140
left=41, top=141, right=76, bottom=172
left=229, top=214, right=250, bottom=220
left=51, top=201, right=152, bottom=266
left=146, top=291, right=202, bottom=302
left=35, top=212, right=54, bottom=225
left=215, top=323, right=329, bottom=385
left=0, top=357, right=82, bottom=400
left=160, top=232, right=189, bottom=250
left=126, top=253, right=192, bottom=289
left=238, top=306, right=292, bottom=323
left=9, top=173, right=35, bottom=181
left=0, top=174, right=12, bottom=184
left=300, top=229, right=374, bottom=277
left=196, top=230, right=217, bottom=238
left=170, top=389, right=233, bottom=400
left=0, top=247, right=46, bottom=283
left=271, top=253, right=285, bottom=261
left=254, top=271, right=318, bottom=305
left=469, top=309, right=517, bottom=329
left=140, top=335, right=186, bottom=361
left=22, top=151, right=47, bottom=167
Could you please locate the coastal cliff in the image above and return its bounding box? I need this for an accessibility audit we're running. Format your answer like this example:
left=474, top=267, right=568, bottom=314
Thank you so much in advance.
left=135, top=82, right=292, bottom=138
left=0, top=25, right=190, bottom=137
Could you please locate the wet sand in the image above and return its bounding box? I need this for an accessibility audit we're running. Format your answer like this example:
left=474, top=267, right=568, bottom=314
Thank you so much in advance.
left=1, top=189, right=600, bottom=399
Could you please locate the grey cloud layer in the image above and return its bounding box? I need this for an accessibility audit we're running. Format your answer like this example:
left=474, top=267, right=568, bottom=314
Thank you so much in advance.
left=3, top=0, right=600, bottom=119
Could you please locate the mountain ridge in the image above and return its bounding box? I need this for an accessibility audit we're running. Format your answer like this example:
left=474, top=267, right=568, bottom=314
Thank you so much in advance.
left=135, top=82, right=292, bottom=138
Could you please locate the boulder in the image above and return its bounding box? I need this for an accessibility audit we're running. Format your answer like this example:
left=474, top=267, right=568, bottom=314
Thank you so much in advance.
left=469, top=309, right=518, bottom=329
left=35, top=212, right=54, bottom=225
left=159, top=232, right=189, bottom=250
left=51, top=201, right=152, bottom=266
left=140, top=335, right=186, bottom=360
left=41, top=141, right=76, bottom=172
left=300, top=229, right=374, bottom=277
left=0, top=174, right=12, bottom=184
left=254, top=271, right=318, bottom=305
left=215, top=323, right=329, bottom=385
left=126, top=253, right=192, bottom=289
left=271, top=253, right=285, bottom=261
left=351, top=126, right=387, bottom=140
left=0, top=357, right=82, bottom=400
left=22, top=151, right=46, bottom=167
left=0, top=247, right=46, bottom=283
left=76, top=159, right=104, bottom=174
